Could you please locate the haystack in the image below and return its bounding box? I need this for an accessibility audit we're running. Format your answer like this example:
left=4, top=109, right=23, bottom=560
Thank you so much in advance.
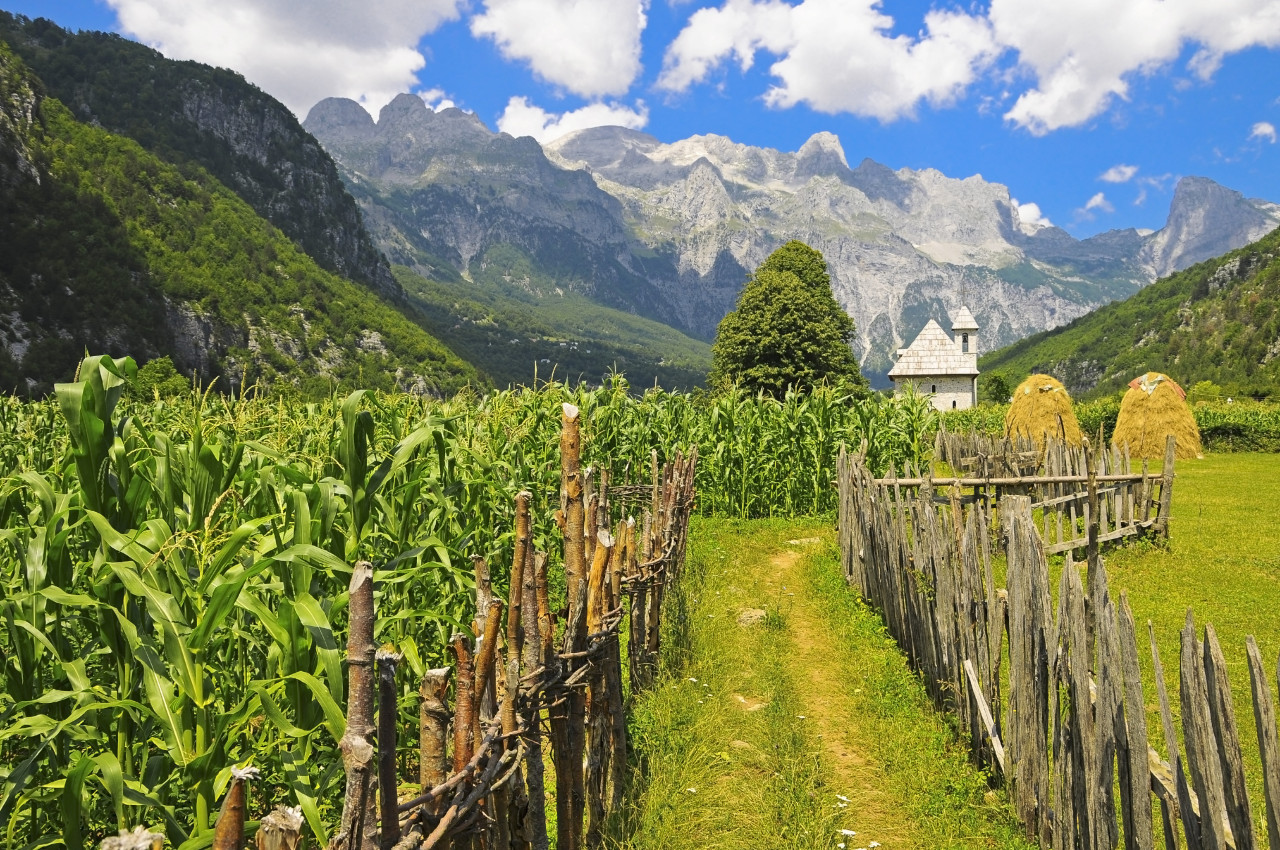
left=1005, top=374, right=1083, bottom=447
left=1112, top=372, right=1202, bottom=459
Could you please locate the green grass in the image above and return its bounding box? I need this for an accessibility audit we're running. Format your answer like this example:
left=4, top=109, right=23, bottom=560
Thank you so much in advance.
left=608, top=517, right=1034, bottom=849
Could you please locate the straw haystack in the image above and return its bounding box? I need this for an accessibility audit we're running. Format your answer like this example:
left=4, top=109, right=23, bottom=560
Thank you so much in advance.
left=1005, top=374, right=1083, bottom=446
left=1112, top=372, right=1202, bottom=459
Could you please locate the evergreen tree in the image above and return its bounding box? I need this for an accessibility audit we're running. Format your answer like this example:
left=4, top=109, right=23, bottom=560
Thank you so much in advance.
left=710, top=241, right=865, bottom=396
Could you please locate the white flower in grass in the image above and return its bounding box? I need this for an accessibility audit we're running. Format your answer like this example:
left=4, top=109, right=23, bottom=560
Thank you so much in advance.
left=869, top=843, right=881, bottom=848
left=839, top=829, right=857, bottom=836
left=686, top=787, right=697, bottom=793
left=835, top=794, right=850, bottom=802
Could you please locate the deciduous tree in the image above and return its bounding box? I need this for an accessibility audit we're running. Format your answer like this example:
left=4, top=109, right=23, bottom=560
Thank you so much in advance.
left=710, top=241, right=865, bottom=396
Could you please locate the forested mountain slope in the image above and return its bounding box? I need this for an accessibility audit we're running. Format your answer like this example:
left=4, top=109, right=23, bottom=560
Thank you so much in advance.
left=0, top=12, right=400, bottom=301
left=980, top=227, right=1280, bottom=399
left=0, top=42, right=475, bottom=395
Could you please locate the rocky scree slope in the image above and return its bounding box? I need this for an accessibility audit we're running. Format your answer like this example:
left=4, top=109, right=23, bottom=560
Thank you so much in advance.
left=0, top=12, right=401, bottom=302
left=0, top=42, right=474, bottom=396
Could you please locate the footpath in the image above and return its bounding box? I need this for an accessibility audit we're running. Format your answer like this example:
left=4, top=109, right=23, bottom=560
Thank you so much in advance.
left=605, top=517, right=1034, bottom=850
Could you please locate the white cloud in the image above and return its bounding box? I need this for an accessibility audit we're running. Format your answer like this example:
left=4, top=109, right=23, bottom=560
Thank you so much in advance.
left=1012, top=198, right=1052, bottom=233
left=660, top=0, right=1280, bottom=132
left=496, top=96, right=649, bottom=142
left=1082, top=192, right=1114, bottom=214
left=106, top=0, right=462, bottom=116
left=471, top=0, right=649, bottom=98
left=659, top=0, right=998, bottom=121
left=991, top=0, right=1280, bottom=134
left=1250, top=121, right=1278, bottom=143
left=417, top=89, right=458, bottom=112
left=1099, top=164, right=1139, bottom=183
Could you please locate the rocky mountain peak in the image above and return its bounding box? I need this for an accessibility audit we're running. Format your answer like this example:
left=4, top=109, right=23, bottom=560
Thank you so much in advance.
left=848, top=157, right=912, bottom=207
left=545, top=126, right=661, bottom=169
left=794, top=131, right=850, bottom=181
left=1138, top=175, right=1280, bottom=277
left=303, top=96, right=376, bottom=142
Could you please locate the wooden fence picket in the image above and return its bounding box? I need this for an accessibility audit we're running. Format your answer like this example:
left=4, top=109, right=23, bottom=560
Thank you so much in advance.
left=837, top=432, right=1280, bottom=850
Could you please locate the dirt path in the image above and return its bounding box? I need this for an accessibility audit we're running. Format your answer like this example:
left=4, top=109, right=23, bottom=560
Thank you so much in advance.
left=616, top=519, right=1031, bottom=850
left=766, top=544, right=911, bottom=848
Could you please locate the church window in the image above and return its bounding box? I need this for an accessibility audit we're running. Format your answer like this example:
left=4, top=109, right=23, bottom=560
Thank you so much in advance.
left=962, top=332, right=969, bottom=353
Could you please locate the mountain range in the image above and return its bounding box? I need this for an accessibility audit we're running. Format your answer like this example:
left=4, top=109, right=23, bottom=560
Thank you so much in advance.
left=3, top=8, right=1280, bottom=396
left=306, top=93, right=1280, bottom=385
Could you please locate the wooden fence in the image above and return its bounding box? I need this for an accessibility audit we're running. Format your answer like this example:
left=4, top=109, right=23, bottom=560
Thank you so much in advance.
left=838, top=442, right=1280, bottom=850
left=108, top=404, right=697, bottom=850
left=922, top=430, right=1176, bottom=553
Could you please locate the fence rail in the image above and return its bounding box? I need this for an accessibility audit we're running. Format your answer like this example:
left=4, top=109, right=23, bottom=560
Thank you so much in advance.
left=106, top=404, right=697, bottom=850
left=838, top=438, right=1280, bottom=850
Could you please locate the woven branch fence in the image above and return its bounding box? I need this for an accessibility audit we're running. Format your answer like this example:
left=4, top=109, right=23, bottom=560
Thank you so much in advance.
left=839, top=435, right=1280, bottom=850
left=105, top=403, right=697, bottom=850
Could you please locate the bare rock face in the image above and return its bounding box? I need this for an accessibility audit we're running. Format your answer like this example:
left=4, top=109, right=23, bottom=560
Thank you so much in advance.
left=1138, top=177, right=1280, bottom=278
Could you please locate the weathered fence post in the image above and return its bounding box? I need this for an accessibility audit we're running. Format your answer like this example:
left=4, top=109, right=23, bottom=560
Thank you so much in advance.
left=335, top=562, right=380, bottom=850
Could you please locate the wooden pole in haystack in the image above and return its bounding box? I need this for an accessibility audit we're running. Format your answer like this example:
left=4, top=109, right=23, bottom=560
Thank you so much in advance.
left=377, top=648, right=403, bottom=850
left=335, top=562, right=380, bottom=850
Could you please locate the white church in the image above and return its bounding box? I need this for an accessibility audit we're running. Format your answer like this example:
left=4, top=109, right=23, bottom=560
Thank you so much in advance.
left=887, top=307, right=980, bottom=411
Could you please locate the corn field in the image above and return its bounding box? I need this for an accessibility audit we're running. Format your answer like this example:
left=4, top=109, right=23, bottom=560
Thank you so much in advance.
left=0, top=356, right=937, bottom=847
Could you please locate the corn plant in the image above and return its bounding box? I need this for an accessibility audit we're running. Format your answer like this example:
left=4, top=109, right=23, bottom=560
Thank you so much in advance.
left=0, top=358, right=943, bottom=845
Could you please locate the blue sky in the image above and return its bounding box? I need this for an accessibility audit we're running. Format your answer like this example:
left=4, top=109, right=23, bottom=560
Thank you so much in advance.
left=8, top=0, right=1280, bottom=237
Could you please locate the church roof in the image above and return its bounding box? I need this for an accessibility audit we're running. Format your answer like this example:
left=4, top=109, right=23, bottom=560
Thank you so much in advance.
left=951, top=305, right=978, bottom=331
left=888, top=319, right=979, bottom=378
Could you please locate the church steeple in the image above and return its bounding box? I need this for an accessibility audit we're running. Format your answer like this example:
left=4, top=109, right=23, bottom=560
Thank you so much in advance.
left=951, top=306, right=978, bottom=359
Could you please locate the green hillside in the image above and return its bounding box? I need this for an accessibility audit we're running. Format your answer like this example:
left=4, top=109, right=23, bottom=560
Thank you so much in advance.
left=397, top=263, right=711, bottom=390
left=0, top=41, right=476, bottom=396
left=0, top=12, right=398, bottom=298
left=980, top=226, right=1280, bottom=399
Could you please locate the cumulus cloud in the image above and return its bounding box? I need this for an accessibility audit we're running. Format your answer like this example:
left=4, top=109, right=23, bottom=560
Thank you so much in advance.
left=991, top=0, right=1280, bottom=134
left=1250, top=121, right=1278, bottom=143
left=471, top=0, right=648, bottom=98
left=496, top=96, right=649, bottom=142
left=659, top=0, right=998, bottom=121
left=1081, top=192, right=1115, bottom=215
left=106, top=0, right=462, bottom=116
left=1012, top=198, right=1052, bottom=233
left=1099, top=164, right=1139, bottom=183
left=660, top=0, right=1280, bottom=132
